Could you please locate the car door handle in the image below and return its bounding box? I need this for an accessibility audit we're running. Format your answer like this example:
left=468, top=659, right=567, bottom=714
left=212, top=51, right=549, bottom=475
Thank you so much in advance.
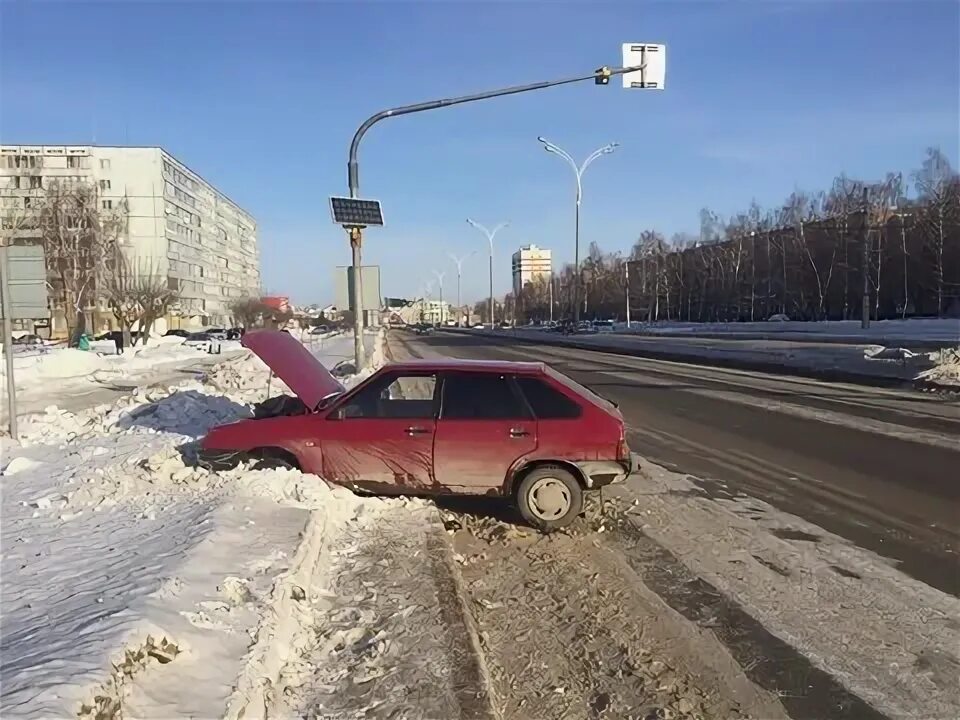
left=509, top=428, right=530, bottom=438
left=405, top=426, right=430, bottom=435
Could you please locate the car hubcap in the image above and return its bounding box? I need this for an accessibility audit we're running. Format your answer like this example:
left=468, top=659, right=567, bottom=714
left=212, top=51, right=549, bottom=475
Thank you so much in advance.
left=527, top=477, right=571, bottom=521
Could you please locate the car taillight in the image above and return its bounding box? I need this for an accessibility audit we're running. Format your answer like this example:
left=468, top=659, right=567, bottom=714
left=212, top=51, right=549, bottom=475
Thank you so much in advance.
left=617, top=430, right=629, bottom=461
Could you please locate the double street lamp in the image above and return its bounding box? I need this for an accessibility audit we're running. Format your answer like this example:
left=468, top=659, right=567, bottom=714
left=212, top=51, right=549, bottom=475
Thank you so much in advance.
left=467, top=219, right=508, bottom=327
left=537, top=137, right=618, bottom=324
left=448, top=251, right=476, bottom=326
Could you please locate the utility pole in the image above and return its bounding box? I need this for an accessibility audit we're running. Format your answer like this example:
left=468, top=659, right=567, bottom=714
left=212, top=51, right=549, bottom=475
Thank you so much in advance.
left=625, top=261, right=631, bottom=327
left=861, top=186, right=871, bottom=329
left=0, top=245, right=17, bottom=440
left=549, top=274, right=554, bottom=323
left=432, top=270, right=445, bottom=325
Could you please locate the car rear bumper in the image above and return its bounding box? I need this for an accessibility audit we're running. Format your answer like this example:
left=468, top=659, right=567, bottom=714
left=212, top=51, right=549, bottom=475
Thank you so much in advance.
left=577, top=455, right=640, bottom=489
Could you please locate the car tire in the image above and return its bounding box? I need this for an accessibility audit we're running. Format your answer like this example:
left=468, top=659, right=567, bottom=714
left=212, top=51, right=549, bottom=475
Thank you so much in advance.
left=516, top=466, right=583, bottom=532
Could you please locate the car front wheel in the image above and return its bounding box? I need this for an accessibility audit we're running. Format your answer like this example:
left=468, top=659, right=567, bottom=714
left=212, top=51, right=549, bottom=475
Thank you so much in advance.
left=516, top=466, right=583, bottom=532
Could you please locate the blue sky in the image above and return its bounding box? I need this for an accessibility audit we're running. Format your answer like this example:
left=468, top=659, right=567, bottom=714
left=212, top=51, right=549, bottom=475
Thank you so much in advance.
left=1, top=0, right=957, bottom=305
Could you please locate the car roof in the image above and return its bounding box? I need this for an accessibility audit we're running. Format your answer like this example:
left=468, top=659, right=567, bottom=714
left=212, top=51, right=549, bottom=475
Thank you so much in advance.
left=384, top=358, right=546, bottom=374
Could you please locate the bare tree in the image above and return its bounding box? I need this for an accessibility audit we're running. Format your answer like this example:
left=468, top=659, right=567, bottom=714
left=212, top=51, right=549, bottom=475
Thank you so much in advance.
left=787, top=191, right=834, bottom=319
left=135, top=265, right=179, bottom=345
left=101, top=250, right=141, bottom=348
left=37, top=181, right=125, bottom=343
left=913, top=148, right=960, bottom=315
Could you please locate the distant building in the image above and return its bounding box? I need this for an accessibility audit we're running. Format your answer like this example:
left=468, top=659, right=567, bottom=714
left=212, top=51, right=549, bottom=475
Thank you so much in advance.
left=511, top=244, right=552, bottom=295
left=0, top=144, right=261, bottom=334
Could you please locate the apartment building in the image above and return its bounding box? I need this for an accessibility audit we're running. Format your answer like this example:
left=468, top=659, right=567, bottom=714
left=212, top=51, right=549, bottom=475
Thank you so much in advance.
left=511, top=244, right=552, bottom=295
left=0, top=145, right=261, bottom=332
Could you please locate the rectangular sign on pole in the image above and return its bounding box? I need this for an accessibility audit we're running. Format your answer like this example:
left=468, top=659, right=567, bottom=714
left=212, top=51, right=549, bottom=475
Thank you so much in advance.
left=0, top=245, right=48, bottom=320
left=621, top=43, right=667, bottom=89
left=334, top=265, right=381, bottom=313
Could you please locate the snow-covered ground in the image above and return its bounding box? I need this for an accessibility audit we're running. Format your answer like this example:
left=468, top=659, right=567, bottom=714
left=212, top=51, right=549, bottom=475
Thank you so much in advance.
left=0, top=331, right=397, bottom=718
left=616, top=317, right=959, bottom=347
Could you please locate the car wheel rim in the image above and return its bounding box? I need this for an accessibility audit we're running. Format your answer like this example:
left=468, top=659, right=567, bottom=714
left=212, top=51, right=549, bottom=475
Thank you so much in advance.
left=527, top=477, right=571, bottom=521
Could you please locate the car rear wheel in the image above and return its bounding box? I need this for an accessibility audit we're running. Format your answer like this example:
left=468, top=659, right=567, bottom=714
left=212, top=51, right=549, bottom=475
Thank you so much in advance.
left=516, top=466, right=583, bottom=532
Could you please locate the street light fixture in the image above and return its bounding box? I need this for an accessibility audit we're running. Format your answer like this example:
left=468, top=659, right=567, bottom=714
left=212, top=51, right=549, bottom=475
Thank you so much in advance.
left=448, top=251, right=476, bottom=326
left=537, top=137, right=618, bottom=324
left=467, top=219, right=508, bottom=327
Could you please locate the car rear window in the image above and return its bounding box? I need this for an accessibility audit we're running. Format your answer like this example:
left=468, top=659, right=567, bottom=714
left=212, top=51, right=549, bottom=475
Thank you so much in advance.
left=515, top=376, right=582, bottom=419
left=544, top=366, right=619, bottom=414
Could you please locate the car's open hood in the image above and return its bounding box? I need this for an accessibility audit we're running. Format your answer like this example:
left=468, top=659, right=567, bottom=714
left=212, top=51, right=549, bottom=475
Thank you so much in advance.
left=241, top=330, right=345, bottom=409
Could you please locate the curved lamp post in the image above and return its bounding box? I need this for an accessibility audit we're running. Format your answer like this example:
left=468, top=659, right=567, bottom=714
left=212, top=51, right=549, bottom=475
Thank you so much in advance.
left=448, top=251, right=476, bottom=326
left=537, top=137, right=618, bottom=323
left=466, top=219, right=508, bottom=326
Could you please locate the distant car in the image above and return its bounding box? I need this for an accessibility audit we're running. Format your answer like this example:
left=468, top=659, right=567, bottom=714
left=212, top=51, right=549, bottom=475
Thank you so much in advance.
left=412, top=324, right=433, bottom=335
left=593, top=320, right=615, bottom=333
left=11, top=333, right=43, bottom=346
left=200, top=330, right=638, bottom=531
left=205, top=327, right=228, bottom=341
left=310, top=325, right=330, bottom=335
left=184, top=332, right=222, bottom=353
left=164, top=329, right=191, bottom=338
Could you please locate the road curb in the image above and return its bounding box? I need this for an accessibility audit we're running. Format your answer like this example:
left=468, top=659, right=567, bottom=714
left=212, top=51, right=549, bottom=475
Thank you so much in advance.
left=425, top=514, right=501, bottom=720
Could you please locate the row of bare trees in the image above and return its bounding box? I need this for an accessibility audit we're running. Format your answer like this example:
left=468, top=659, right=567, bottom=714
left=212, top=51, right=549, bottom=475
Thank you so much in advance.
left=507, top=148, right=959, bottom=324
left=1, top=180, right=179, bottom=344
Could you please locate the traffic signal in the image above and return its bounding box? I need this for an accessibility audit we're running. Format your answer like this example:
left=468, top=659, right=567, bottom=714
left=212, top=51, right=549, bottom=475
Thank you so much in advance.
left=594, top=66, right=611, bottom=85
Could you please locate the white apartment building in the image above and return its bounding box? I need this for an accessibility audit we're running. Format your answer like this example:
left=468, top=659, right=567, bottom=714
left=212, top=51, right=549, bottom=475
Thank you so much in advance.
left=0, top=145, right=261, bottom=332
left=511, top=244, right=552, bottom=295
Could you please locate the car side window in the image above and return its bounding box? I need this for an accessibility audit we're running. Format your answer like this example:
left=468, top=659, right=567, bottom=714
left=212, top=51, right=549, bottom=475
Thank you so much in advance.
left=515, top=376, right=582, bottom=419
left=341, top=374, right=437, bottom=419
left=441, top=373, right=529, bottom=420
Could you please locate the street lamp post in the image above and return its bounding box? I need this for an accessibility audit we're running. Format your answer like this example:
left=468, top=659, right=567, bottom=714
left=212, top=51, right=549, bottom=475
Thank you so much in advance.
left=432, top=270, right=446, bottom=325
left=448, top=251, right=475, bottom=326
left=537, top=137, right=618, bottom=325
left=467, top=219, right=508, bottom=327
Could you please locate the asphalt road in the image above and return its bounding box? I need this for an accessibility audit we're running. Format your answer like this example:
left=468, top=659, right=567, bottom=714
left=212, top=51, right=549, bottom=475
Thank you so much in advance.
left=402, top=330, right=960, bottom=597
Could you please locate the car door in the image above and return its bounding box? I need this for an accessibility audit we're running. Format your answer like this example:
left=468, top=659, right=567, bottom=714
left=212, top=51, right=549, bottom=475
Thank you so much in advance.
left=320, top=371, right=438, bottom=494
left=432, top=371, right=537, bottom=494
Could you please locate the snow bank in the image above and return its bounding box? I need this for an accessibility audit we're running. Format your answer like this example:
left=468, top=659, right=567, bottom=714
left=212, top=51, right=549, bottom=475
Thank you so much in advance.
left=0, top=331, right=391, bottom=718
left=916, top=347, right=960, bottom=386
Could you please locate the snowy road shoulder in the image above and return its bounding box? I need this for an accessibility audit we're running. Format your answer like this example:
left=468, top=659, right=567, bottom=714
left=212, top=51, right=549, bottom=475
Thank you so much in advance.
left=0, top=331, right=405, bottom=719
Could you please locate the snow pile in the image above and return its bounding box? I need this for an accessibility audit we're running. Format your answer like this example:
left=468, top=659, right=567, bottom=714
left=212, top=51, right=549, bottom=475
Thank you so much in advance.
left=863, top=345, right=922, bottom=361
left=1, top=331, right=397, bottom=719
left=916, top=347, right=960, bottom=386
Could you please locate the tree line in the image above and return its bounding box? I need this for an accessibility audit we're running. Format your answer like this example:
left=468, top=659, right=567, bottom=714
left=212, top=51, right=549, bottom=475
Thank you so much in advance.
left=501, top=148, right=959, bottom=324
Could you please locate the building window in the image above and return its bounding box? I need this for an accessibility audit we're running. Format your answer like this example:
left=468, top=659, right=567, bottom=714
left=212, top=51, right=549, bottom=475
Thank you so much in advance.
left=23, top=197, right=32, bottom=209
left=67, top=156, right=81, bottom=169
left=8, top=176, right=20, bottom=190
left=100, top=159, right=111, bottom=170
left=99, top=179, right=111, bottom=190
left=102, top=200, right=113, bottom=210
left=29, top=176, right=43, bottom=189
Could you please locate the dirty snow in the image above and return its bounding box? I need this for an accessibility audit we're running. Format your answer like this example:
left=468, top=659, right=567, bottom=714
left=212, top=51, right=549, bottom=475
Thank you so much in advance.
left=916, top=347, right=960, bottom=386
left=0, top=331, right=388, bottom=718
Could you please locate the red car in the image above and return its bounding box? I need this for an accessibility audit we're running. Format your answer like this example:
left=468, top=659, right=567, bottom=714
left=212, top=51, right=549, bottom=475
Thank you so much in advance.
left=201, top=330, right=638, bottom=530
